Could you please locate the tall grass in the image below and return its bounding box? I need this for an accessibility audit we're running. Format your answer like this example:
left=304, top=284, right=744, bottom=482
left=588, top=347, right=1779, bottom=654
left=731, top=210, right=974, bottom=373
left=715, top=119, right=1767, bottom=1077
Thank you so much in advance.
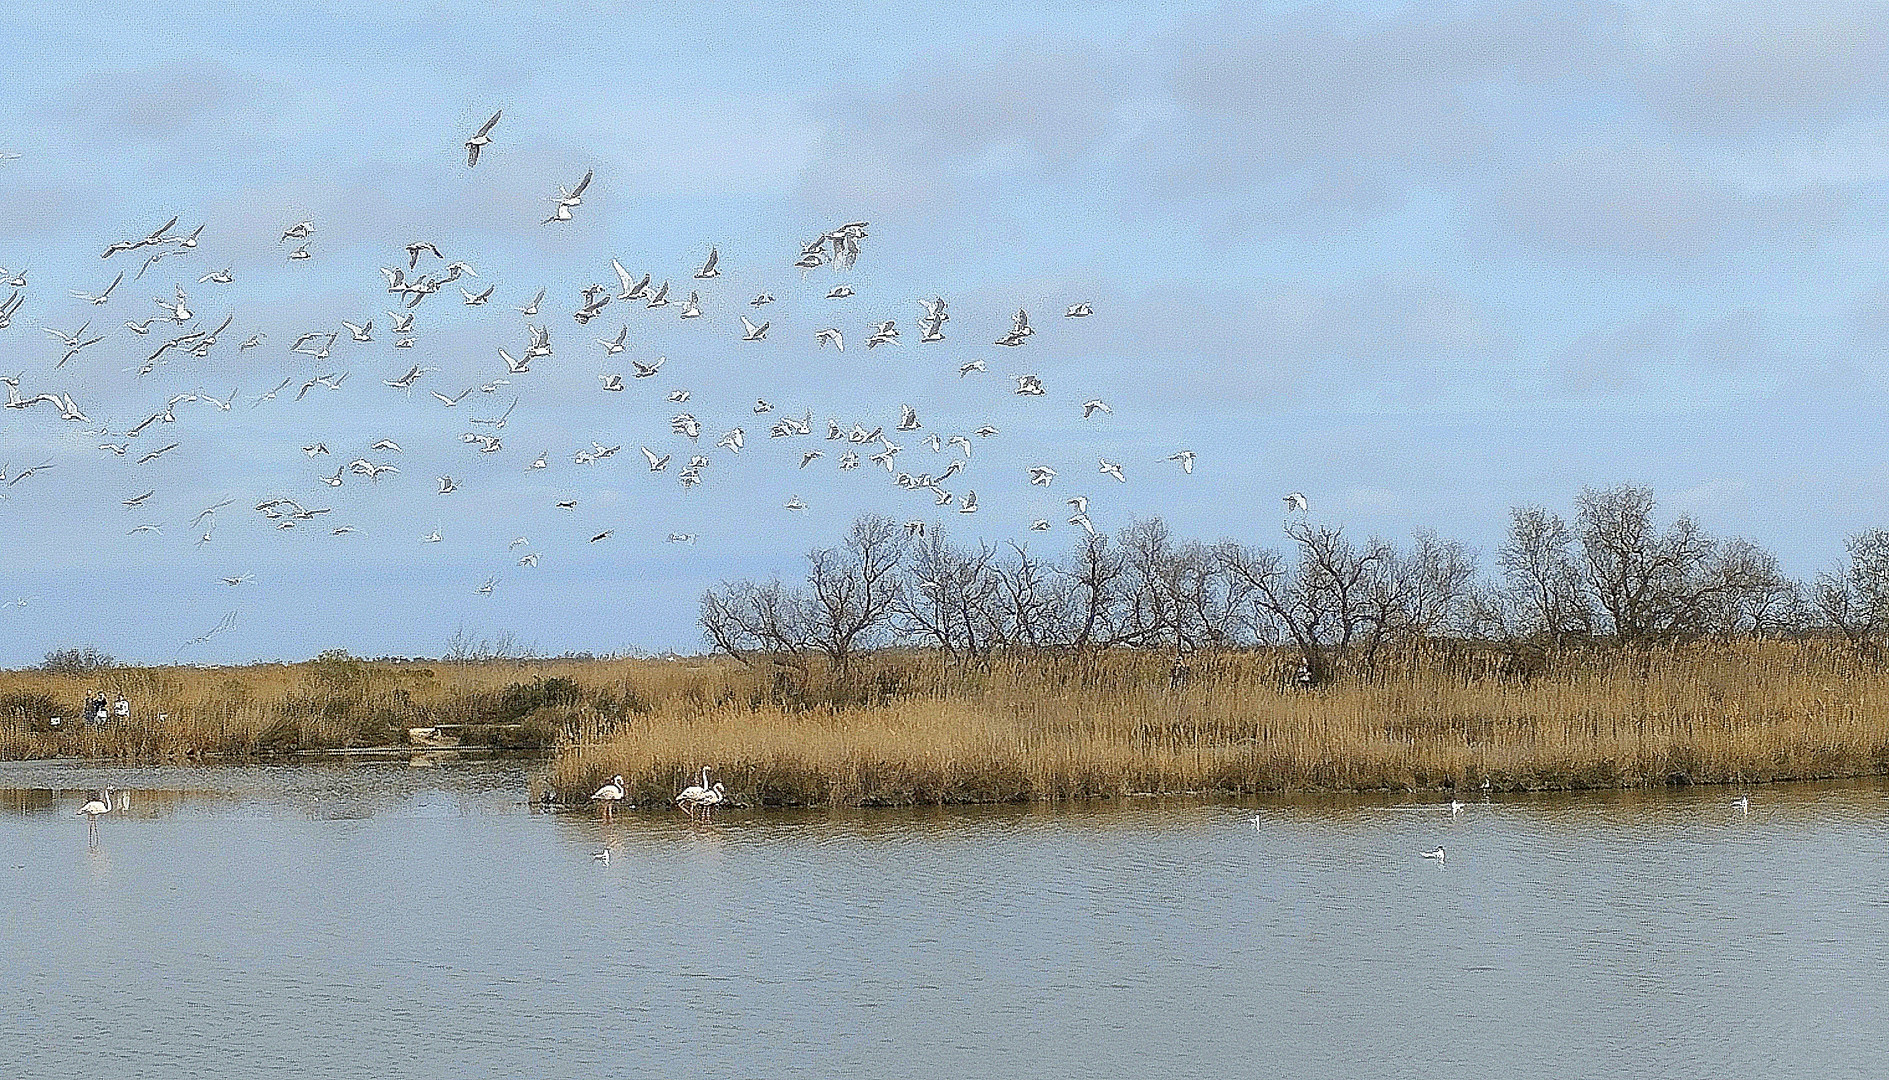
left=0, top=654, right=668, bottom=761
left=547, top=641, right=1889, bottom=806
left=9, top=642, right=1889, bottom=807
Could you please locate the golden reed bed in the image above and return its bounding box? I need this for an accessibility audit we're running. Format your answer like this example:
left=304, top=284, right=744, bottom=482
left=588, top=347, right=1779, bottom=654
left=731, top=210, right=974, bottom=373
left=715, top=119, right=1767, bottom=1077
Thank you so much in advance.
left=7, top=642, right=1884, bottom=806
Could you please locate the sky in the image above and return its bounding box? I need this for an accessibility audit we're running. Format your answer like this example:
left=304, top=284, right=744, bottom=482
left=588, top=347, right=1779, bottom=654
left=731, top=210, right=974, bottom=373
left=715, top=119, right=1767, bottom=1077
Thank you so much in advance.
left=4, top=0, right=1889, bottom=665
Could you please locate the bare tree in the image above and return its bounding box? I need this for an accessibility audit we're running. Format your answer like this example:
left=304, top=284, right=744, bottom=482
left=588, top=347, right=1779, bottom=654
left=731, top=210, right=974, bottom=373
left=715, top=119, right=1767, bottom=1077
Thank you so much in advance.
left=992, top=542, right=1073, bottom=649
left=803, top=515, right=908, bottom=668
left=1575, top=485, right=1724, bottom=644
left=1221, top=521, right=1383, bottom=680
left=1063, top=531, right=1128, bottom=649
left=1814, top=529, right=1889, bottom=655
left=1386, top=529, right=1481, bottom=642
left=1169, top=540, right=1248, bottom=652
left=1496, top=506, right=1591, bottom=646
left=1118, top=518, right=1183, bottom=650
left=896, top=527, right=1004, bottom=660
left=700, top=578, right=810, bottom=666
left=1700, top=537, right=1804, bottom=638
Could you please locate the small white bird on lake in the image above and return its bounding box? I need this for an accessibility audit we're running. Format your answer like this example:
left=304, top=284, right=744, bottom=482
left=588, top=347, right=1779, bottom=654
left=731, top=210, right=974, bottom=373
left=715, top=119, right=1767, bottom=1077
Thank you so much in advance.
left=591, top=775, right=625, bottom=821
left=1422, top=846, right=1447, bottom=864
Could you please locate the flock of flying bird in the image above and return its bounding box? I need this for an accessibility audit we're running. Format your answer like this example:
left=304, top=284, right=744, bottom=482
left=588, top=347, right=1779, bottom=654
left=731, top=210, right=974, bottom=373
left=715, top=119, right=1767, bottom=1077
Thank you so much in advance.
left=1, top=109, right=1315, bottom=652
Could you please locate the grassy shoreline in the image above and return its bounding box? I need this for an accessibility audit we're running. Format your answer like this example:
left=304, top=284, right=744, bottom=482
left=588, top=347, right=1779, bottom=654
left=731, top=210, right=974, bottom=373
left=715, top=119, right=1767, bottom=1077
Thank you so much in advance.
left=9, top=641, right=1889, bottom=806
left=548, top=642, right=1889, bottom=807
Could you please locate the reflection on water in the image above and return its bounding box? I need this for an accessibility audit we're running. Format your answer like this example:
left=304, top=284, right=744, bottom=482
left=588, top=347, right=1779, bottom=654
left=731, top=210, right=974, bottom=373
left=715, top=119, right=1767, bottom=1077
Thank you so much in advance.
left=3, top=759, right=1886, bottom=1080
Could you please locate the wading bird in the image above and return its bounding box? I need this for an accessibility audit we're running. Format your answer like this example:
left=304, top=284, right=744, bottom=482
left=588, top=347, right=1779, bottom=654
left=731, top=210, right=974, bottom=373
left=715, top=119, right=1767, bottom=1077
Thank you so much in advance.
left=590, top=774, right=625, bottom=821
left=676, top=767, right=724, bottom=820
left=78, top=789, right=114, bottom=838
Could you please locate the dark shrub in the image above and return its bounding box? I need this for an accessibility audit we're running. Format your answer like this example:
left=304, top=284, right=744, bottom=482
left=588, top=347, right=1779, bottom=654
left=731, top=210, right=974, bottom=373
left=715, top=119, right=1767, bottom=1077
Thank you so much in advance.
left=41, top=646, right=116, bottom=674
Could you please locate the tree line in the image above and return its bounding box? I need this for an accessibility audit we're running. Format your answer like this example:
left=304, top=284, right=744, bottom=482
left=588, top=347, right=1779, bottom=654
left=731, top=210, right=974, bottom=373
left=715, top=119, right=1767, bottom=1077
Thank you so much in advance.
left=700, top=484, right=1889, bottom=681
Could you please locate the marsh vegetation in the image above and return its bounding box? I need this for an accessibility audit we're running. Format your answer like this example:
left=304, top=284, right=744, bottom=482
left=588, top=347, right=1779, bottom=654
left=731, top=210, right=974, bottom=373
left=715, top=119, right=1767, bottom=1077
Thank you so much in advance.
left=11, top=485, right=1889, bottom=807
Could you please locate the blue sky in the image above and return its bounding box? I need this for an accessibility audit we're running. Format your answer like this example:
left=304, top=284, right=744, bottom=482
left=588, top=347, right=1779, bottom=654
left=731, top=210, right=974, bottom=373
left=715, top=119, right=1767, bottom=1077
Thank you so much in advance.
left=4, top=0, right=1889, bottom=664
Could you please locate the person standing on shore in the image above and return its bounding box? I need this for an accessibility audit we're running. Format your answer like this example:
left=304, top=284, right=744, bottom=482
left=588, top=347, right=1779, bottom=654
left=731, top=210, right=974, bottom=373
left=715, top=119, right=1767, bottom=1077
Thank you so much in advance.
left=113, top=694, right=129, bottom=724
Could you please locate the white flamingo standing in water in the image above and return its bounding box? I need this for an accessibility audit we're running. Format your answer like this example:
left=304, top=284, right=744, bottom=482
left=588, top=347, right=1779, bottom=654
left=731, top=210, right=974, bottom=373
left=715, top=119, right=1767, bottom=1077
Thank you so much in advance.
left=78, top=789, right=113, bottom=838
left=676, top=767, right=725, bottom=820
left=590, top=775, right=625, bottom=822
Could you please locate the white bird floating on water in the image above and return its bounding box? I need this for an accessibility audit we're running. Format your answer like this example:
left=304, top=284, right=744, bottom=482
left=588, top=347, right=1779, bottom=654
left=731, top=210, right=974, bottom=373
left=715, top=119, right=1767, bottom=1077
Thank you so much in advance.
left=1422, top=846, right=1447, bottom=864
left=590, top=774, right=625, bottom=821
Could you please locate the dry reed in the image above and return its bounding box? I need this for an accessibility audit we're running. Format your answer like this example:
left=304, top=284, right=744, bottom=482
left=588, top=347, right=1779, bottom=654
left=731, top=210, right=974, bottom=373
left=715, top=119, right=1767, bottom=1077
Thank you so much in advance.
left=549, top=640, right=1889, bottom=806
left=8, top=642, right=1889, bottom=808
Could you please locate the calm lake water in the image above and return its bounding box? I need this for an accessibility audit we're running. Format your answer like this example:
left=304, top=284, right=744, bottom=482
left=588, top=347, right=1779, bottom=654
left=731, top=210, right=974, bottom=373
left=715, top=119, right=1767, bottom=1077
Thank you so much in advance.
left=3, top=758, right=1887, bottom=1079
